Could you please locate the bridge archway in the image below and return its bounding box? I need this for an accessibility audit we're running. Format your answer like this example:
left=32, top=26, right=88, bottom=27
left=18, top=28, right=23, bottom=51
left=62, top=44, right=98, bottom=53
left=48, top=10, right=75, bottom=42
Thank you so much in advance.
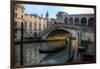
left=41, top=26, right=78, bottom=40
left=47, top=29, right=70, bottom=40
left=39, top=24, right=79, bottom=49
left=42, top=28, right=78, bottom=49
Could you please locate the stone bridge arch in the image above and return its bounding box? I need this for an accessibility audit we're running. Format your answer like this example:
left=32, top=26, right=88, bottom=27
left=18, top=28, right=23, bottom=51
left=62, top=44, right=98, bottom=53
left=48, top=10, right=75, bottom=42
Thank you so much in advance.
left=39, top=24, right=78, bottom=40
left=38, top=24, right=79, bottom=49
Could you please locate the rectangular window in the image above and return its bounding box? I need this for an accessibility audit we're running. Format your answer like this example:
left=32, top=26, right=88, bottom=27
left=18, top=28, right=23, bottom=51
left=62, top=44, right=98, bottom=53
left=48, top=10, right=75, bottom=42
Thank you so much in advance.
left=34, top=22, right=36, bottom=26
left=15, top=6, right=17, bottom=10
left=22, top=10, right=24, bottom=13
left=39, top=29, right=41, bottom=31
left=15, top=22, right=17, bottom=26
left=34, top=28, right=37, bottom=31
left=25, top=22, right=27, bottom=29
left=21, top=15, right=23, bottom=19
left=30, top=22, right=32, bottom=32
left=39, top=23, right=41, bottom=31
left=15, top=13, right=17, bottom=18
left=14, top=29, right=17, bottom=33
left=34, top=22, right=37, bottom=31
left=43, top=24, right=45, bottom=29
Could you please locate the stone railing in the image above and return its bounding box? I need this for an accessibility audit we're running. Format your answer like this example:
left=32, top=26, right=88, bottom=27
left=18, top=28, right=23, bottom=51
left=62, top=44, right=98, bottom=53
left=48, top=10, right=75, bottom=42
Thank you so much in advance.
left=38, top=23, right=94, bottom=37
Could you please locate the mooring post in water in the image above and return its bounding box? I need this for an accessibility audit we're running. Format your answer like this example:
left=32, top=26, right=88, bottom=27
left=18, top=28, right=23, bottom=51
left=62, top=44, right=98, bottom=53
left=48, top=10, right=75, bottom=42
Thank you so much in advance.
left=77, top=31, right=80, bottom=56
left=68, top=33, right=72, bottom=61
left=20, top=22, right=24, bottom=65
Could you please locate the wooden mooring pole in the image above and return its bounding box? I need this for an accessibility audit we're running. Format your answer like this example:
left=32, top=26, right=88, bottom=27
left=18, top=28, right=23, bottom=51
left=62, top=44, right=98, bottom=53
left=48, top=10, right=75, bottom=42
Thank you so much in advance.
left=20, top=22, right=24, bottom=65
left=67, top=34, right=72, bottom=61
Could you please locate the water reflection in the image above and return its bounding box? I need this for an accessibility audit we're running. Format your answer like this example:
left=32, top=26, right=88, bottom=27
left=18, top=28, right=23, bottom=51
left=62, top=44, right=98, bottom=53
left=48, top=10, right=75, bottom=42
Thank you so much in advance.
left=15, top=40, right=78, bottom=65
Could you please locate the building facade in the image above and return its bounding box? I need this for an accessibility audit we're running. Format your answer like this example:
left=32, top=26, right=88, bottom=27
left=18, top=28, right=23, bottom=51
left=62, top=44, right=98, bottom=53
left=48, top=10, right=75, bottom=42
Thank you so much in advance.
left=14, top=4, right=25, bottom=40
left=14, top=4, right=48, bottom=40
left=50, top=11, right=94, bottom=27
left=49, top=11, right=94, bottom=42
left=14, top=4, right=94, bottom=42
left=24, top=14, right=48, bottom=38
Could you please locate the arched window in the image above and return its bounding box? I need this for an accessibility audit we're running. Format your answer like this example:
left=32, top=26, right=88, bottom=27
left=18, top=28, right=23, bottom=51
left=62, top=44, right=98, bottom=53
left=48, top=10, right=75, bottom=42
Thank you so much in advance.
left=34, top=32, right=37, bottom=37
left=69, top=17, right=73, bottom=24
left=88, top=17, right=94, bottom=27
left=74, top=17, right=79, bottom=25
left=64, top=17, right=68, bottom=24
left=54, top=22, right=57, bottom=24
left=81, top=17, right=87, bottom=26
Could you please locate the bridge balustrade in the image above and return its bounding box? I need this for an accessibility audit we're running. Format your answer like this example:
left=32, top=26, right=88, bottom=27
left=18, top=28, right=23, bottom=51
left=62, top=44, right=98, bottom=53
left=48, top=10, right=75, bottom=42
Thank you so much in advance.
left=38, top=23, right=94, bottom=37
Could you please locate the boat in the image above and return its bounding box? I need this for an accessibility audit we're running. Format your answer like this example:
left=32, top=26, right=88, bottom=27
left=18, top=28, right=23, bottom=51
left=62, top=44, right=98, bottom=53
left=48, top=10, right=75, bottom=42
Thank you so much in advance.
left=39, top=46, right=65, bottom=53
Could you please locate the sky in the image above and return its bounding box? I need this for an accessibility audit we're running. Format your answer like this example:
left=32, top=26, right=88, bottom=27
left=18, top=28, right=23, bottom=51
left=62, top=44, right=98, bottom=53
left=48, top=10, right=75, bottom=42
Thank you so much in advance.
left=23, top=4, right=94, bottom=19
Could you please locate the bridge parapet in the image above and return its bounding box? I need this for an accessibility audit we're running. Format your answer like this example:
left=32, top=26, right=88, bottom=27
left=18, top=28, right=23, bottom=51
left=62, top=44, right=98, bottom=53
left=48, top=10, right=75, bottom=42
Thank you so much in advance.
left=38, top=23, right=94, bottom=37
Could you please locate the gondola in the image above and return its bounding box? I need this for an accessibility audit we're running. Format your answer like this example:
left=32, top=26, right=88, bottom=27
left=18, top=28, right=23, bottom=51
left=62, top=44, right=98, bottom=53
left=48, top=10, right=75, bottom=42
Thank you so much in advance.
left=39, top=46, right=65, bottom=53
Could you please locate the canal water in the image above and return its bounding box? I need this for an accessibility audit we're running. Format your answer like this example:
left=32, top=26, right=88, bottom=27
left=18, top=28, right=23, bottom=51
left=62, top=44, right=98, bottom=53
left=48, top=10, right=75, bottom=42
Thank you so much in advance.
left=15, top=40, right=80, bottom=65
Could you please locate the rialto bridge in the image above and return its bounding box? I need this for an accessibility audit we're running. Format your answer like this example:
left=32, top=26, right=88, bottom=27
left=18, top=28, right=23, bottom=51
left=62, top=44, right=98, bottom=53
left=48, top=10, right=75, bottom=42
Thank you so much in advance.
left=38, top=23, right=94, bottom=41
